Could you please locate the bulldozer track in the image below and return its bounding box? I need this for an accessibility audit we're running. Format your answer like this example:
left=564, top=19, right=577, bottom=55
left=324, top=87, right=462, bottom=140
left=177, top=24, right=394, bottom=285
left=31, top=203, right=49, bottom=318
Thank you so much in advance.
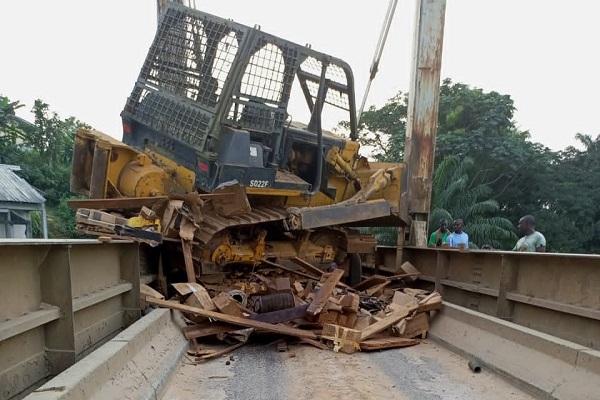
left=195, top=205, right=289, bottom=244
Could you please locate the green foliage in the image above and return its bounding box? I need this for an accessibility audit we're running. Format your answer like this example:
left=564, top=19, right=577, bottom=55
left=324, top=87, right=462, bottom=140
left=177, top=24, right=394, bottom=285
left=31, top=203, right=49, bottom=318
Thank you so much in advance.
left=430, top=155, right=518, bottom=249
left=434, top=80, right=553, bottom=224
left=0, top=95, right=25, bottom=164
left=15, top=100, right=90, bottom=210
left=367, top=226, right=399, bottom=247
left=24, top=101, right=90, bottom=167
left=532, top=133, right=600, bottom=253
left=348, top=80, right=552, bottom=250
left=342, top=92, right=408, bottom=162
left=30, top=211, right=43, bottom=238
left=0, top=94, right=91, bottom=238
left=16, top=151, right=72, bottom=207
left=50, top=197, right=85, bottom=239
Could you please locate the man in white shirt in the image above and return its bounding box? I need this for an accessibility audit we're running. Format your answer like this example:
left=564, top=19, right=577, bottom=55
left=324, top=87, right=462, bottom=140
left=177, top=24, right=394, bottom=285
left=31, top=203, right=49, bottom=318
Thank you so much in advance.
left=446, top=219, right=469, bottom=249
left=513, top=215, right=546, bottom=252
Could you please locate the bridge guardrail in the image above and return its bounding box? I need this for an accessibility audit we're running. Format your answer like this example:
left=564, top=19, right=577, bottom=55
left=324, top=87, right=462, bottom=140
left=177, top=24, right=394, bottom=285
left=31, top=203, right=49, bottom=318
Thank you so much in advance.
left=373, top=246, right=600, bottom=350
left=0, top=239, right=140, bottom=400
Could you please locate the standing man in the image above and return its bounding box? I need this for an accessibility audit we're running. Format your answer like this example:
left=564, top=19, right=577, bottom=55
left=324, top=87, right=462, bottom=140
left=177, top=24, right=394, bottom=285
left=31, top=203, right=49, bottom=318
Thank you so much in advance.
left=446, top=219, right=469, bottom=249
left=428, top=218, right=450, bottom=247
left=513, top=215, right=546, bottom=252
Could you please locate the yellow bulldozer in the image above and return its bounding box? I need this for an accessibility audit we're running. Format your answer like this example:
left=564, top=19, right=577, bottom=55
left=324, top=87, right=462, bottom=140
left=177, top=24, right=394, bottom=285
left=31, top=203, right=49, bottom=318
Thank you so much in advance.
left=69, top=3, right=405, bottom=286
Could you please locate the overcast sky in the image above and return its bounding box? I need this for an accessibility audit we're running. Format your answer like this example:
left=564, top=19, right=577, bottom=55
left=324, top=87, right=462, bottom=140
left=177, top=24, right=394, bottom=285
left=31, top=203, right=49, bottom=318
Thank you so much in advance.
left=1, top=0, right=599, bottom=152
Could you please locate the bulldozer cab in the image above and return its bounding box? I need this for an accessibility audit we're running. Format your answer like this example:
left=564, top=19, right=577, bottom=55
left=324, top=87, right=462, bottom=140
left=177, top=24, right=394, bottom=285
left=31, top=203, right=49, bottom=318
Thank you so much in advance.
left=121, top=3, right=358, bottom=196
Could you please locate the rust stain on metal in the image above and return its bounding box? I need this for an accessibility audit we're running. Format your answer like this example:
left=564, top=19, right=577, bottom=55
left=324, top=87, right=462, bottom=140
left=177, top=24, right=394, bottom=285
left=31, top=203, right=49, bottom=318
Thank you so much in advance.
left=403, top=0, right=446, bottom=218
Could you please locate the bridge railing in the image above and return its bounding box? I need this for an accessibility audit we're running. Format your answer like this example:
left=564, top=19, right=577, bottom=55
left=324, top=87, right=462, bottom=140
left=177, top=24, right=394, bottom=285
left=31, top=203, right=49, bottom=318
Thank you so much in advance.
left=374, top=246, right=600, bottom=350
left=0, top=239, right=140, bottom=400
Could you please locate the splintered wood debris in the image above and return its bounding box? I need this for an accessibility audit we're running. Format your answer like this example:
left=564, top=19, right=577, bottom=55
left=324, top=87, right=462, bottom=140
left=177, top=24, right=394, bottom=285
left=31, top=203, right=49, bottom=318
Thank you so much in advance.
left=145, top=259, right=442, bottom=361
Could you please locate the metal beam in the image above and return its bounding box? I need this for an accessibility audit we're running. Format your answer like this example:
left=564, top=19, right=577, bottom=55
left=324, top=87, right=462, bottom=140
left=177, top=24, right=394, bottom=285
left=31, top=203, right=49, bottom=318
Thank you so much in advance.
left=41, top=202, right=48, bottom=239
left=399, top=246, right=600, bottom=349
left=401, top=0, right=447, bottom=247
left=0, top=240, right=141, bottom=396
left=72, top=283, right=133, bottom=313
left=0, top=306, right=60, bottom=342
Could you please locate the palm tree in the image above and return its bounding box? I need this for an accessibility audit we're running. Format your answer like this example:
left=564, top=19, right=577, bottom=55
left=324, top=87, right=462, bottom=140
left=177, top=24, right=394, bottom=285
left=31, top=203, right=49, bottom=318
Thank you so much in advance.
left=430, top=155, right=517, bottom=249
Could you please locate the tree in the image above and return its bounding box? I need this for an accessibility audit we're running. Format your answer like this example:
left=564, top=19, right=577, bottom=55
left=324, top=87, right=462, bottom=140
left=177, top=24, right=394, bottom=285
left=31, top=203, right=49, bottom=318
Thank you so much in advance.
left=345, top=79, right=553, bottom=248
left=16, top=101, right=90, bottom=207
left=340, top=92, right=409, bottom=162
left=430, top=155, right=517, bottom=249
left=346, top=81, right=554, bottom=216
left=532, top=133, right=600, bottom=253
left=0, top=95, right=25, bottom=163
left=50, top=197, right=85, bottom=239
left=22, top=100, right=88, bottom=167
left=434, top=80, right=554, bottom=223
left=1, top=95, right=91, bottom=238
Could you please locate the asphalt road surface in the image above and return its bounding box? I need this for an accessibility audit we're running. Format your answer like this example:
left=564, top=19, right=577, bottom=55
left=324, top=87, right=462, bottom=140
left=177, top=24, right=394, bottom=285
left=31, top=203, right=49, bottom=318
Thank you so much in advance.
left=161, top=339, right=535, bottom=400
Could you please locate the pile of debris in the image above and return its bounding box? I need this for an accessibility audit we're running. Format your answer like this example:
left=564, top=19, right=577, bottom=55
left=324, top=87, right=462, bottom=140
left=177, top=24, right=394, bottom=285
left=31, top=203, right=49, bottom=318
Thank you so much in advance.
left=142, top=259, right=442, bottom=361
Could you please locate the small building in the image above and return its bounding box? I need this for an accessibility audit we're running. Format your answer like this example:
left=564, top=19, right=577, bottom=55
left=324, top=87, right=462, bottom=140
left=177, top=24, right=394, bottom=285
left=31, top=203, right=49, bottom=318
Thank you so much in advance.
left=0, top=164, right=48, bottom=238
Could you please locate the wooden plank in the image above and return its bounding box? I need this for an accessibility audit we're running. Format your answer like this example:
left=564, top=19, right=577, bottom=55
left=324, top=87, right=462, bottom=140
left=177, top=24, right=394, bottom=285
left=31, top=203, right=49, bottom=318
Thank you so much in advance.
left=321, top=324, right=361, bottom=354
left=196, top=341, right=247, bottom=361
left=157, top=254, right=169, bottom=297
left=172, top=282, right=217, bottom=313
left=261, top=259, right=320, bottom=280
left=293, top=281, right=305, bottom=298
left=67, top=193, right=231, bottom=210
left=386, top=272, right=422, bottom=281
left=317, top=310, right=341, bottom=326
left=417, top=292, right=442, bottom=312
left=182, top=322, right=240, bottom=340
left=188, top=285, right=217, bottom=311
left=181, top=239, right=196, bottom=283
left=391, top=290, right=419, bottom=307
left=360, top=304, right=418, bottom=341
left=300, top=337, right=329, bottom=350
left=212, top=292, right=252, bottom=317
left=172, top=282, right=202, bottom=296
left=141, top=284, right=164, bottom=309
left=307, top=269, right=345, bottom=318
left=403, top=288, right=430, bottom=298
left=365, top=281, right=390, bottom=296
left=393, top=311, right=430, bottom=339
left=397, top=261, right=420, bottom=282
left=339, top=293, right=360, bottom=312
left=291, top=257, right=325, bottom=277
left=141, top=284, right=164, bottom=299
left=360, top=337, right=419, bottom=351
left=69, top=196, right=168, bottom=210
left=146, top=297, right=317, bottom=339
left=262, top=260, right=350, bottom=290
left=353, top=275, right=388, bottom=291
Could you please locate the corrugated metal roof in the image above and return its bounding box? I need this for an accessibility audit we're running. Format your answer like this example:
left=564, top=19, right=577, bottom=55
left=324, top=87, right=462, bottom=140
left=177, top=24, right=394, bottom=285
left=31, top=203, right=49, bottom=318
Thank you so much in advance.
left=0, top=165, right=45, bottom=204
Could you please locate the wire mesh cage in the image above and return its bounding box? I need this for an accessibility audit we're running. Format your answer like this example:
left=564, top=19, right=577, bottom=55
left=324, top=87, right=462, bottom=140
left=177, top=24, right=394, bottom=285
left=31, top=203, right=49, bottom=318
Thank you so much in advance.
left=299, top=56, right=351, bottom=111
left=122, top=4, right=357, bottom=153
left=123, top=5, right=246, bottom=149
left=225, top=37, right=298, bottom=134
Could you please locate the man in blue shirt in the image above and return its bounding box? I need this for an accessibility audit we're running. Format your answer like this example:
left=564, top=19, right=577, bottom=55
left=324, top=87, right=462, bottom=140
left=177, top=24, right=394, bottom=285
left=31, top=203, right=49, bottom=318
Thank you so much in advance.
left=446, top=219, right=469, bottom=249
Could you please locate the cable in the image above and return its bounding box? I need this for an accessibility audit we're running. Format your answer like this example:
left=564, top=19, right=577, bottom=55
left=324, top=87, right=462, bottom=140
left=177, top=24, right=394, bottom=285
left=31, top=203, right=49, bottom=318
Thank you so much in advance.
left=357, top=0, right=399, bottom=126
